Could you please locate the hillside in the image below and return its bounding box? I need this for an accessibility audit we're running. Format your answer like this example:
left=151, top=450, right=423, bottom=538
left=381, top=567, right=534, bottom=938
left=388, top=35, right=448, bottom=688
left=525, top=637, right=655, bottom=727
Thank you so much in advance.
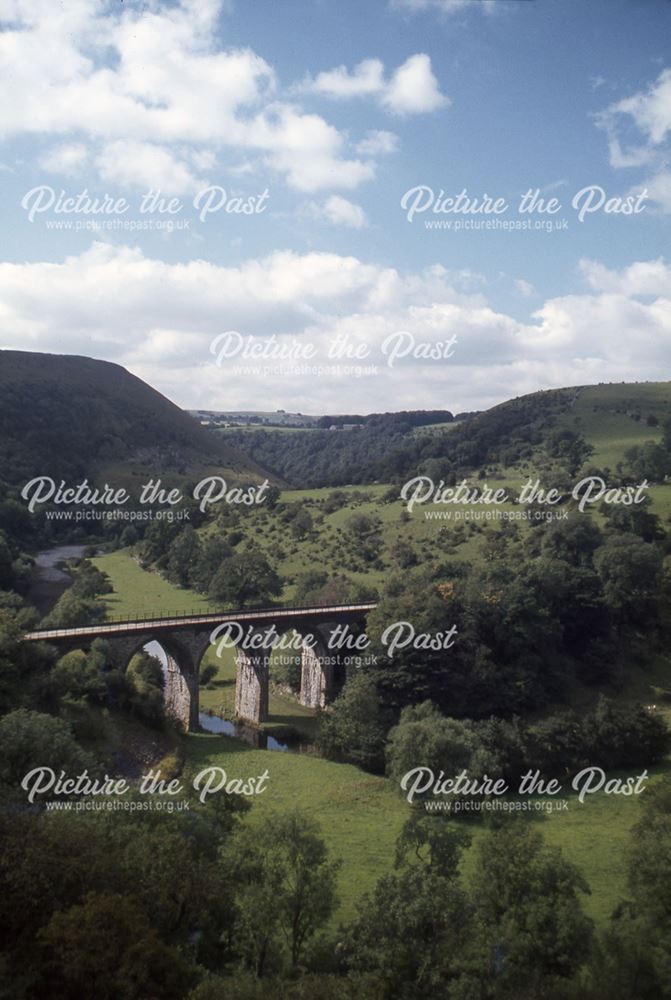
left=222, top=381, right=671, bottom=488
left=0, top=350, right=273, bottom=492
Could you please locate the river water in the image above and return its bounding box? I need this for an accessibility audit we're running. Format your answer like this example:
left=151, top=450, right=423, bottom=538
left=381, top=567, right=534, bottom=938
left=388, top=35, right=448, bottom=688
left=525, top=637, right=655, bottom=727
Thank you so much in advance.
left=198, top=712, right=314, bottom=754
left=27, top=544, right=89, bottom=614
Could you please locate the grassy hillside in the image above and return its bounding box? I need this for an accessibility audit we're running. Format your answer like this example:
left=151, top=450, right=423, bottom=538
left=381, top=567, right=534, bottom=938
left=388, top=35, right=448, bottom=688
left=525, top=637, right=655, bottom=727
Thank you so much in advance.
left=559, top=381, right=671, bottom=469
left=186, top=732, right=663, bottom=927
left=0, top=350, right=272, bottom=492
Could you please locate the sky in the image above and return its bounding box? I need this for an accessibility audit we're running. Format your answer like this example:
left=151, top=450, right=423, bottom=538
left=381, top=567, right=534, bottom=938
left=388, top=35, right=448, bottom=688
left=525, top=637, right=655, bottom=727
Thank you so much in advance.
left=0, top=0, right=670, bottom=415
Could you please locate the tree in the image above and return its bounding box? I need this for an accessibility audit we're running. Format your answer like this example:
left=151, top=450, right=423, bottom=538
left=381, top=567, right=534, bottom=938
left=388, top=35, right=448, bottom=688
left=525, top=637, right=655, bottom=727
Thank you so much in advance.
left=538, top=514, right=603, bottom=568
left=190, top=536, right=233, bottom=594
left=126, top=651, right=165, bottom=726
left=471, top=822, right=593, bottom=990
left=166, top=525, right=202, bottom=587
left=0, top=708, right=92, bottom=794
left=545, top=428, right=593, bottom=476
left=385, top=701, right=496, bottom=792
left=595, top=534, right=663, bottom=627
left=318, top=673, right=391, bottom=773
left=209, top=551, right=281, bottom=607
left=222, top=811, right=340, bottom=973
left=43, top=593, right=101, bottom=628
left=38, top=892, right=194, bottom=999
left=585, top=776, right=671, bottom=999
left=344, top=817, right=476, bottom=998
left=50, top=648, right=107, bottom=705
left=290, top=509, right=313, bottom=540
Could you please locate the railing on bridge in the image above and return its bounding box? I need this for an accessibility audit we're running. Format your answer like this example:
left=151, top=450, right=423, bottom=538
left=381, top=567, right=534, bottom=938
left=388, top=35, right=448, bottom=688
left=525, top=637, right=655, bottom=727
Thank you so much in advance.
left=23, top=601, right=379, bottom=641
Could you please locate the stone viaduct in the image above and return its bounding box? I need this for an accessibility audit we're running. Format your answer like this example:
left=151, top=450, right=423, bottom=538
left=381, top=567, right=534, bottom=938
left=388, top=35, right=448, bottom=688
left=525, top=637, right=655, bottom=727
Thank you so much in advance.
left=24, top=603, right=377, bottom=731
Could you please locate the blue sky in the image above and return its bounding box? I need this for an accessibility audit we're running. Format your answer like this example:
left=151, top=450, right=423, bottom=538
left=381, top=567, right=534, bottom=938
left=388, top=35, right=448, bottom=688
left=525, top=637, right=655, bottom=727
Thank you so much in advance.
left=0, top=0, right=670, bottom=413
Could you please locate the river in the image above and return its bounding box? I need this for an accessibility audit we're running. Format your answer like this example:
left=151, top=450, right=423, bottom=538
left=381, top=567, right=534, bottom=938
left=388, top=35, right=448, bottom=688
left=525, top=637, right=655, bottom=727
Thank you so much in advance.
left=27, top=544, right=90, bottom=615
left=198, top=711, right=314, bottom=754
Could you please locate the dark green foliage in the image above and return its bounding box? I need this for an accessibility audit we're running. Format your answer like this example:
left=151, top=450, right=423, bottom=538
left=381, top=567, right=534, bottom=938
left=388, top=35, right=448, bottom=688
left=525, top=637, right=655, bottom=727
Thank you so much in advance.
left=385, top=701, right=497, bottom=791
left=208, top=550, right=281, bottom=607
left=472, top=822, right=593, bottom=991
left=220, top=811, right=341, bottom=974
left=223, top=389, right=581, bottom=487
left=38, top=892, right=195, bottom=1000
left=0, top=708, right=93, bottom=793
left=0, top=350, right=261, bottom=491
left=318, top=673, right=391, bottom=772
left=40, top=559, right=111, bottom=628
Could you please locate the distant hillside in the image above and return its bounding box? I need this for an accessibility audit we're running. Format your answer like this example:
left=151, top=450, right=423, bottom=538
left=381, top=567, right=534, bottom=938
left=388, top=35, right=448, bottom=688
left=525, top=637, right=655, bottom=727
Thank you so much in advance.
left=222, top=381, right=671, bottom=487
left=0, top=351, right=273, bottom=492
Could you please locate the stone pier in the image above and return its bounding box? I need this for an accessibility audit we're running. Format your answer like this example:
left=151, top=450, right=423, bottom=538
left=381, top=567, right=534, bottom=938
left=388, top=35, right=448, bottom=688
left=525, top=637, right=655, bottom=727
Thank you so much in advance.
left=299, top=627, right=335, bottom=709
left=235, top=638, right=270, bottom=724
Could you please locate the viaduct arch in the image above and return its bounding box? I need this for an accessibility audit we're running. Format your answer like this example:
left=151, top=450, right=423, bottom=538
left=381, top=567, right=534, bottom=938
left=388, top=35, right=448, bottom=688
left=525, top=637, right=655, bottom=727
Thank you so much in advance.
left=24, top=603, right=377, bottom=731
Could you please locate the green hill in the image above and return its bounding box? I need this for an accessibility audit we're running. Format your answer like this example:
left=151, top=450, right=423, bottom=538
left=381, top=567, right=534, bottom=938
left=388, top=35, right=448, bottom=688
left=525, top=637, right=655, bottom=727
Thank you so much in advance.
left=0, top=350, right=273, bottom=492
left=221, top=380, right=671, bottom=488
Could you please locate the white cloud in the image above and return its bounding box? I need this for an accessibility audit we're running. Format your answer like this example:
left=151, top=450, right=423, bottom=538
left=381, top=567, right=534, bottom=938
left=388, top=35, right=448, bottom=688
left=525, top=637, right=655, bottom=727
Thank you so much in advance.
left=597, top=68, right=671, bottom=212
left=0, top=0, right=381, bottom=192
left=0, top=244, right=669, bottom=413
left=607, top=68, right=671, bottom=146
left=635, top=170, right=671, bottom=214
left=40, top=142, right=89, bottom=175
left=305, top=54, right=448, bottom=116
left=355, top=130, right=399, bottom=156
left=96, top=141, right=205, bottom=195
left=308, top=196, right=368, bottom=229
left=515, top=279, right=534, bottom=298
left=309, top=58, right=385, bottom=100
left=383, top=54, right=449, bottom=115
left=579, top=257, right=671, bottom=297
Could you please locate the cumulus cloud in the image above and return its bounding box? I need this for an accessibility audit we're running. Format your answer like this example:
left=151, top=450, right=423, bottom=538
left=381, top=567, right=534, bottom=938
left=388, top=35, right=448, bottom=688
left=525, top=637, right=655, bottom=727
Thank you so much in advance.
left=40, top=142, right=89, bottom=176
left=0, top=244, right=669, bottom=413
left=382, top=54, right=449, bottom=114
left=597, top=68, right=671, bottom=212
left=307, top=196, right=368, bottom=229
left=95, top=141, right=206, bottom=195
left=309, top=58, right=386, bottom=100
left=515, top=279, right=534, bottom=298
left=306, top=54, right=448, bottom=116
left=0, top=0, right=380, bottom=192
left=355, top=130, right=399, bottom=156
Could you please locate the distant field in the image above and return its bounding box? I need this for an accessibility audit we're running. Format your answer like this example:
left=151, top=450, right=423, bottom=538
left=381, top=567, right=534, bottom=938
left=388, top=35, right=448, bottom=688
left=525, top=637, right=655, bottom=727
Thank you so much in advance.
left=92, top=550, right=215, bottom=619
left=216, top=425, right=316, bottom=435
left=561, top=381, right=670, bottom=470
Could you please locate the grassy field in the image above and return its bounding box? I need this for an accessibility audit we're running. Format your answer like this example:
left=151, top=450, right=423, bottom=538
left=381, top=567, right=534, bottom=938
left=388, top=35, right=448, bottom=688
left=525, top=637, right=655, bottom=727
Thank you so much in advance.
left=185, top=732, right=408, bottom=924
left=560, top=381, right=671, bottom=471
left=185, top=729, right=660, bottom=927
